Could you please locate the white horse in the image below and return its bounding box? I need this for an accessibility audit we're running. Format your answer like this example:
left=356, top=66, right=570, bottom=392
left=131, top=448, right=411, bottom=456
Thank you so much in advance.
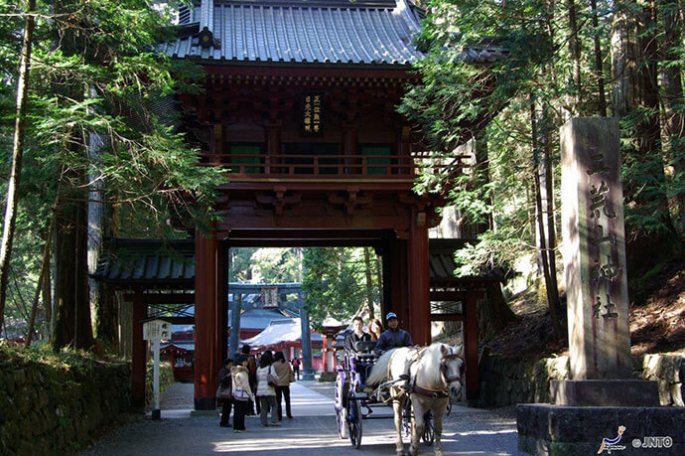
left=366, top=343, right=464, bottom=456
left=408, top=343, right=464, bottom=456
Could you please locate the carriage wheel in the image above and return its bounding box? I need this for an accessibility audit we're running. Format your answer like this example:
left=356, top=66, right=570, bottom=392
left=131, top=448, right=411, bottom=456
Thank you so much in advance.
left=347, top=395, right=363, bottom=449
left=422, top=410, right=435, bottom=446
left=335, top=375, right=349, bottom=439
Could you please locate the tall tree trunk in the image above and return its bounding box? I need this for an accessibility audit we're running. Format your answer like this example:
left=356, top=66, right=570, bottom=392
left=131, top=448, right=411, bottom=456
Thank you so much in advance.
left=43, top=244, right=52, bottom=341
left=625, top=0, right=679, bottom=273
left=530, top=97, right=564, bottom=340
left=51, top=0, right=94, bottom=350
left=611, top=4, right=634, bottom=117
left=53, top=180, right=92, bottom=350
left=590, top=0, right=608, bottom=116
left=363, top=247, right=375, bottom=319
left=88, top=109, right=112, bottom=345
left=567, top=0, right=582, bottom=112
left=374, top=248, right=382, bottom=317
left=660, top=0, right=685, bottom=237
left=26, top=192, right=60, bottom=347
left=0, top=0, right=36, bottom=332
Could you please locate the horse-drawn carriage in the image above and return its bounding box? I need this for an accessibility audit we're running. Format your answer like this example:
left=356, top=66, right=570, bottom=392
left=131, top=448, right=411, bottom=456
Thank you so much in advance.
left=334, top=340, right=464, bottom=456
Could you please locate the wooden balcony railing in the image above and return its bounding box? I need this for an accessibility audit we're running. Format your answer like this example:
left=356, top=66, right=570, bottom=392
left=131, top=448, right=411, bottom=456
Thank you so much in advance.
left=199, top=152, right=464, bottom=181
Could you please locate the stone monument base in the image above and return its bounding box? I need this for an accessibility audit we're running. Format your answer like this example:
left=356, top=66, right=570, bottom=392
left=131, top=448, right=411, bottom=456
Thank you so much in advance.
left=517, top=404, right=685, bottom=455
left=551, top=379, right=659, bottom=406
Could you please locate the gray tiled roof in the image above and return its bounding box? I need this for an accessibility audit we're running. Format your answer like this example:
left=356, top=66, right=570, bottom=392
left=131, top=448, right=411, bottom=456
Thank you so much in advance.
left=162, top=0, right=424, bottom=66
left=92, top=239, right=195, bottom=286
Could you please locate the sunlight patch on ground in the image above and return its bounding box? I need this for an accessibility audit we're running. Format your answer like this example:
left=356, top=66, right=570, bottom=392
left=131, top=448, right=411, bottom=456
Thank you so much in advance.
left=452, top=429, right=518, bottom=436
left=211, top=433, right=398, bottom=452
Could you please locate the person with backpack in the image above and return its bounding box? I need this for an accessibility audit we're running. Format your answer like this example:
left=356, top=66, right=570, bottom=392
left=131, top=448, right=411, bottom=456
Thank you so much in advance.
left=230, top=354, right=254, bottom=432
left=240, top=344, right=259, bottom=415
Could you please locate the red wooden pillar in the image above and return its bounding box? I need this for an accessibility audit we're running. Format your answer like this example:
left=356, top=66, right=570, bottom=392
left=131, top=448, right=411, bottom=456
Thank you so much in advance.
left=321, top=334, right=328, bottom=373
left=131, top=290, right=146, bottom=409
left=407, top=210, right=431, bottom=346
left=194, top=231, right=221, bottom=410
left=463, top=288, right=479, bottom=400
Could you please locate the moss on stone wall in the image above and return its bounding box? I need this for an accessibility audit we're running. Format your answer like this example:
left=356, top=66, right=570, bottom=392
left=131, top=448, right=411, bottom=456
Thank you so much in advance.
left=478, top=353, right=685, bottom=407
left=0, top=343, right=130, bottom=456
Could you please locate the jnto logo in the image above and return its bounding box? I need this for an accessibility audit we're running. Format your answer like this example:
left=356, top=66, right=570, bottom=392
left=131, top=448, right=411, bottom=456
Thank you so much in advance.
left=597, top=425, right=627, bottom=454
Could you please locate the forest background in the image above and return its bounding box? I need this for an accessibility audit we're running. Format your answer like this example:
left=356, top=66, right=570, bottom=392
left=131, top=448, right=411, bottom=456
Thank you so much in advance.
left=0, top=0, right=684, bottom=355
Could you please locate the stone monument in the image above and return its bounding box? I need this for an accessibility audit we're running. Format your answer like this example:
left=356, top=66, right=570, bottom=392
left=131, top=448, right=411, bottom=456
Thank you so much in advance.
left=517, top=118, right=684, bottom=455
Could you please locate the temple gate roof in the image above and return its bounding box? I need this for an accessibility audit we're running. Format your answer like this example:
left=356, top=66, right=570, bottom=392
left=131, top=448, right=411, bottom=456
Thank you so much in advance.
left=161, top=0, right=424, bottom=66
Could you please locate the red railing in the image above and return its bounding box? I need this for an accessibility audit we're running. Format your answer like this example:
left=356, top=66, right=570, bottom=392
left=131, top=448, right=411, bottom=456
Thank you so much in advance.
left=199, top=152, right=465, bottom=180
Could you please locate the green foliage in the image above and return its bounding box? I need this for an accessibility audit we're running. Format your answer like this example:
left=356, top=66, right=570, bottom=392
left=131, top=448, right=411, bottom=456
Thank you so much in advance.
left=302, top=248, right=380, bottom=329
left=404, top=0, right=683, bottom=289
left=0, top=0, right=224, bottom=337
left=229, top=248, right=258, bottom=282
left=0, top=339, right=113, bottom=369
left=250, top=248, right=303, bottom=283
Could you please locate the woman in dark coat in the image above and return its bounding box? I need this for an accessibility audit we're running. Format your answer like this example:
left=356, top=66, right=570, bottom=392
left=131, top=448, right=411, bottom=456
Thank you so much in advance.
left=217, top=358, right=234, bottom=427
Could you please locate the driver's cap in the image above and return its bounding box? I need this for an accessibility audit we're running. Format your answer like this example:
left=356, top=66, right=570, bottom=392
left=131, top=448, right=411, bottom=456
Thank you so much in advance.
left=385, top=312, right=398, bottom=321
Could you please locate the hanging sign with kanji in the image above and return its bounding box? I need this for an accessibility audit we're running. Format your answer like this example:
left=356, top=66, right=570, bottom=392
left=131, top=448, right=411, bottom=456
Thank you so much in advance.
left=301, top=93, right=322, bottom=137
left=261, top=287, right=279, bottom=308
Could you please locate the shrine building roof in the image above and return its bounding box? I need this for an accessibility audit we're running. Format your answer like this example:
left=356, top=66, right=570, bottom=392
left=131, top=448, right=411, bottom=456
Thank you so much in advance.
left=92, top=238, right=504, bottom=288
left=161, top=0, right=424, bottom=67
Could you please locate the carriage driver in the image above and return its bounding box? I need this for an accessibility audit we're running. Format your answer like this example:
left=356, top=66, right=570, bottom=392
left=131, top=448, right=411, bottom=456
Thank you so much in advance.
left=374, top=312, right=413, bottom=356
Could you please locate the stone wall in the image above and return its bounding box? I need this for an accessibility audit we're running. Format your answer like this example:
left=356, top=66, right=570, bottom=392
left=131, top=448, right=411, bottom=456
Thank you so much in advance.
left=0, top=352, right=130, bottom=456
left=640, top=354, right=685, bottom=407
left=478, top=353, right=685, bottom=407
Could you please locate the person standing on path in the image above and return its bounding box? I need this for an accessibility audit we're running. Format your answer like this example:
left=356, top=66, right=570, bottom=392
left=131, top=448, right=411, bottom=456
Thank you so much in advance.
left=291, top=357, right=300, bottom=381
left=273, top=351, right=294, bottom=420
left=240, top=344, right=259, bottom=415
left=217, top=358, right=234, bottom=427
left=255, top=352, right=280, bottom=427
left=231, top=354, right=254, bottom=432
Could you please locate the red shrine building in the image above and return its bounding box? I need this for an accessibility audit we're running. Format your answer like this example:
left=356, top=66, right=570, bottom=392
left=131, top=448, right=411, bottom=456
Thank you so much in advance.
left=107, top=0, right=489, bottom=410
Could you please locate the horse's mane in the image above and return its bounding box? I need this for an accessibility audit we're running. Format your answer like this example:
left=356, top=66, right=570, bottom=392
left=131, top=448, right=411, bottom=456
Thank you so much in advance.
left=365, top=349, right=397, bottom=386
left=366, top=343, right=463, bottom=388
left=414, top=343, right=446, bottom=388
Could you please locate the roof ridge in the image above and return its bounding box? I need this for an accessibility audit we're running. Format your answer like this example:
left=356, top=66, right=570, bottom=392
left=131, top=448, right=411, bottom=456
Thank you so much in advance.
left=214, top=0, right=399, bottom=8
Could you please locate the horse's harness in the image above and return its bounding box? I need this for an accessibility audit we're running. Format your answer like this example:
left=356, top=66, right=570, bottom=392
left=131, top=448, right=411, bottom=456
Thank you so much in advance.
left=377, top=346, right=463, bottom=404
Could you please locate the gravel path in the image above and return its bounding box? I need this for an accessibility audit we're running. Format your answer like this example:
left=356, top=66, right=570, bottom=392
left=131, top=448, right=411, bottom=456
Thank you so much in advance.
left=77, top=381, right=523, bottom=456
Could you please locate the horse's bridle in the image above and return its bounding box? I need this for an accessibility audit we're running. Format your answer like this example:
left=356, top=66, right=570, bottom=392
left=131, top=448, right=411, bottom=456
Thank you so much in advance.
left=440, top=352, right=464, bottom=385
left=411, top=349, right=464, bottom=399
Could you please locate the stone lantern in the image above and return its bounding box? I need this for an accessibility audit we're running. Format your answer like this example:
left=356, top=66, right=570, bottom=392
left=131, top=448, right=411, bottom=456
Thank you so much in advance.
left=320, top=316, right=347, bottom=377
